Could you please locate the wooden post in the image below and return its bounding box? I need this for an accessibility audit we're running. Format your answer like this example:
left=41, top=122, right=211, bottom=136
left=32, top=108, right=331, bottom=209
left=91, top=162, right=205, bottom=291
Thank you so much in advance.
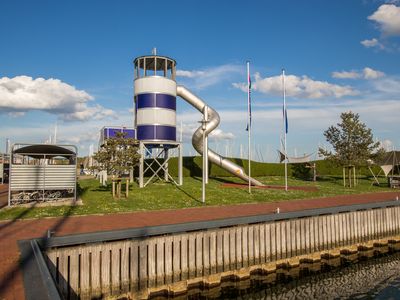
left=112, top=180, right=116, bottom=198
left=347, top=167, right=350, bottom=188
left=313, top=163, right=316, bottom=182
left=348, top=167, right=351, bottom=188
left=343, top=167, right=346, bottom=187
left=112, top=178, right=124, bottom=199
left=117, top=180, right=121, bottom=199
left=125, top=179, right=129, bottom=197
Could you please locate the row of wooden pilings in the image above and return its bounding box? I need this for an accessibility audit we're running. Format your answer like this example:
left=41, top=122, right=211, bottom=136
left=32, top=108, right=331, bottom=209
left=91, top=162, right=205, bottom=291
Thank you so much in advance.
left=45, top=204, right=400, bottom=299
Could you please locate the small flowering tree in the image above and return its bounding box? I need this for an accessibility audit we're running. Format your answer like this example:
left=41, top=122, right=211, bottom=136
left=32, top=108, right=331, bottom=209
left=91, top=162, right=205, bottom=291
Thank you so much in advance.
left=92, top=132, right=140, bottom=178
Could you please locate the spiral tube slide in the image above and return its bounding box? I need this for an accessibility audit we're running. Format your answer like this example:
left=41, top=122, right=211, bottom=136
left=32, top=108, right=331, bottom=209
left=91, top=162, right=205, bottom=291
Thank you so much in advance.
left=177, top=85, right=264, bottom=186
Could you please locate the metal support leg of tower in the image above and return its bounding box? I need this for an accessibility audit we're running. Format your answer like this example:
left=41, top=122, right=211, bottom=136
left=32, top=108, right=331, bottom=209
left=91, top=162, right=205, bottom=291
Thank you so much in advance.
left=178, top=144, right=183, bottom=186
left=139, top=142, right=144, bottom=188
left=138, top=141, right=183, bottom=188
left=164, top=148, right=169, bottom=182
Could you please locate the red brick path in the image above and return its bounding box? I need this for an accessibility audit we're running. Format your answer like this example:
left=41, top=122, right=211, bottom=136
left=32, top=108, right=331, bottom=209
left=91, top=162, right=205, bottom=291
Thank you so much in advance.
left=0, top=190, right=399, bottom=299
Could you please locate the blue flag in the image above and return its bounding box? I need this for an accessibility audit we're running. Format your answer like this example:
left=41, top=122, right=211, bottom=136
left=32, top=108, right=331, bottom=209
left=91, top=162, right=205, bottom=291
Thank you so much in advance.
left=283, top=107, right=288, bottom=134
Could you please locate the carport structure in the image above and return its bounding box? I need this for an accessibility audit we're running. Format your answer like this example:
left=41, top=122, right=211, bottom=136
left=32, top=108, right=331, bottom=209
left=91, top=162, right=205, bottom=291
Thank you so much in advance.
left=8, top=143, right=77, bottom=205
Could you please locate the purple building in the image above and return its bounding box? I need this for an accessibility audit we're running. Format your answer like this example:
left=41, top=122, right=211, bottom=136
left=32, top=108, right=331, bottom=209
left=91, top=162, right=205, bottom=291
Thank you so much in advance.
left=99, top=126, right=136, bottom=146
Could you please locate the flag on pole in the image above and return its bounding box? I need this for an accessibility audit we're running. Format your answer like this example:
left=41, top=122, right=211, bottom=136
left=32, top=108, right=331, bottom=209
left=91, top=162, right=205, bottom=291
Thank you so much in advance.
left=282, top=69, right=288, bottom=134
left=246, top=61, right=252, bottom=193
left=246, top=62, right=252, bottom=131
left=283, top=105, right=288, bottom=134
left=282, top=68, right=288, bottom=192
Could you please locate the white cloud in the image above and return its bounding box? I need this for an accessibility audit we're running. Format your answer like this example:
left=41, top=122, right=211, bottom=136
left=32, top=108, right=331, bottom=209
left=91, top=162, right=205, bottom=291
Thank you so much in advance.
left=8, top=111, right=26, bottom=117
left=234, top=72, right=358, bottom=99
left=209, top=128, right=235, bottom=140
left=331, top=67, right=385, bottom=80
left=360, top=38, right=385, bottom=49
left=370, top=76, right=400, bottom=94
left=59, top=130, right=100, bottom=145
left=201, top=99, right=400, bottom=137
left=0, top=76, right=116, bottom=121
left=61, top=104, right=115, bottom=121
left=332, top=70, right=361, bottom=79
left=177, top=118, right=235, bottom=143
left=380, top=139, right=394, bottom=151
left=368, top=4, right=400, bottom=36
left=176, top=70, right=205, bottom=78
left=177, top=64, right=242, bottom=89
left=363, top=67, right=385, bottom=79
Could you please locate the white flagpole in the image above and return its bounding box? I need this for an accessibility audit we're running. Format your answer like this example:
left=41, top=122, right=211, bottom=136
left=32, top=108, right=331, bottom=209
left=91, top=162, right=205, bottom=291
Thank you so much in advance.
left=282, top=69, right=288, bottom=191
left=247, top=61, right=251, bottom=194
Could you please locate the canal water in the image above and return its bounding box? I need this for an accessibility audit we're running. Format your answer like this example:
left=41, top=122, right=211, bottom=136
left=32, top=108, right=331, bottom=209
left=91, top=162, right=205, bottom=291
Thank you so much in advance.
left=185, top=252, right=400, bottom=299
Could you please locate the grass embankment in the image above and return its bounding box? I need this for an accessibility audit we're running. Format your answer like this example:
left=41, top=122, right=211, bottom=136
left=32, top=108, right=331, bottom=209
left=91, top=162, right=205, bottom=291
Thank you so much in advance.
left=0, top=173, right=391, bottom=221
left=166, top=156, right=382, bottom=178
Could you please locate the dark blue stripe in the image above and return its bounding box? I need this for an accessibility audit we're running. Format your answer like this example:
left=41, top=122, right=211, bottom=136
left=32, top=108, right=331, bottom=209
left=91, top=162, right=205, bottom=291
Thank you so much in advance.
left=156, top=94, right=176, bottom=110
left=156, top=125, right=176, bottom=140
left=137, top=125, right=154, bottom=140
left=137, top=94, right=155, bottom=108
left=137, top=125, right=176, bottom=141
left=137, top=93, right=176, bottom=110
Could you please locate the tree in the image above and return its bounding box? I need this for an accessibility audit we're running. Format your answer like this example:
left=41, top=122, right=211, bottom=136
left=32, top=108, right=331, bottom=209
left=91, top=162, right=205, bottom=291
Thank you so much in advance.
left=319, top=111, right=381, bottom=187
left=319, top=111, right=380, bottom=167
left=92, top=132, right=141, bottom=177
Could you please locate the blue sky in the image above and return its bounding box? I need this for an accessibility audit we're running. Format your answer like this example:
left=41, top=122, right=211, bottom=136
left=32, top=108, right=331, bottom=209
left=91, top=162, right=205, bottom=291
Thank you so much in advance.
left=1, top=0, right=399, bottom=160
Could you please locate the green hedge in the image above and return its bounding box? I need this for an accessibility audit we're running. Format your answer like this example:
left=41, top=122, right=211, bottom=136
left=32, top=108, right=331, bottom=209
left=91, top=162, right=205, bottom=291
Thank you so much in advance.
left=164, top=156, right=285, bottom=177
left=164, top=156, right=381, bottom=178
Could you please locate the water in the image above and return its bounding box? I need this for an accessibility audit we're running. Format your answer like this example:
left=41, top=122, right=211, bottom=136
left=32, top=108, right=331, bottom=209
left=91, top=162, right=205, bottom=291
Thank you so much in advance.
left=177, top=252, right=400, bottom=300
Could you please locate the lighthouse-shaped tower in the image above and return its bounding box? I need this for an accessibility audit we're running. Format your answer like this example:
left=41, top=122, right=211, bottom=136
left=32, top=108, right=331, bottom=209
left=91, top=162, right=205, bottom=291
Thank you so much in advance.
left=134, top=54, right=177, bottom=142
left=133, top=52, right=183, bottom=187
left=133, top=51, right=263, bottom=188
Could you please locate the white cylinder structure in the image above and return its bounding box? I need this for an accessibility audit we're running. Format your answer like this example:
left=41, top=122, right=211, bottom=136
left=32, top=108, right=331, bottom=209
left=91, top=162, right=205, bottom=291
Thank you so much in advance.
left=133, top=56, right=177, bottom=143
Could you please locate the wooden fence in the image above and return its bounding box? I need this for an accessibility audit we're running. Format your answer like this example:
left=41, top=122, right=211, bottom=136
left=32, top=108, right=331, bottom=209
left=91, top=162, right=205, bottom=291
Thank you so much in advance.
left=46, top=205, right=400, bottom=299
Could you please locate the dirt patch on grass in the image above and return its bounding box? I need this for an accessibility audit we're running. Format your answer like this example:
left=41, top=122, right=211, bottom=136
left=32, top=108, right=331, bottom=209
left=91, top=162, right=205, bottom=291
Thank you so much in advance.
left=221, top=182, right=319, bottom=192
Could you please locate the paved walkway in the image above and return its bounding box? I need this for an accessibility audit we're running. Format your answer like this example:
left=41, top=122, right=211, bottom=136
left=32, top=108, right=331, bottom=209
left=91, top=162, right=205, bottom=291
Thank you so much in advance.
left=0, top=190, right=399, bottom=299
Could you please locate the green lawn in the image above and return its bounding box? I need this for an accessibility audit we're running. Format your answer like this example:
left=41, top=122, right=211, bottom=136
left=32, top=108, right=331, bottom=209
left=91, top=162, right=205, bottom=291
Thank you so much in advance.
left=0, top=175, right=392, bottom=221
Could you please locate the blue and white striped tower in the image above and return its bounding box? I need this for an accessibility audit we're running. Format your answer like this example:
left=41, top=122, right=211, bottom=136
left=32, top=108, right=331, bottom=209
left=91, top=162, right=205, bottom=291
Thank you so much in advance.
left=134, top=52, right=182, bottom=188
left=133, top=53, right=177, bottom=144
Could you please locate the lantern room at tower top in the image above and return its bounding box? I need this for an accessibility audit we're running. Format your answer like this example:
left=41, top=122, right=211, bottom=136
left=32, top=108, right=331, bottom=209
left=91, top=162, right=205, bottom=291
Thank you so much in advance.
left=133, top=55, right=176, bottom=80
